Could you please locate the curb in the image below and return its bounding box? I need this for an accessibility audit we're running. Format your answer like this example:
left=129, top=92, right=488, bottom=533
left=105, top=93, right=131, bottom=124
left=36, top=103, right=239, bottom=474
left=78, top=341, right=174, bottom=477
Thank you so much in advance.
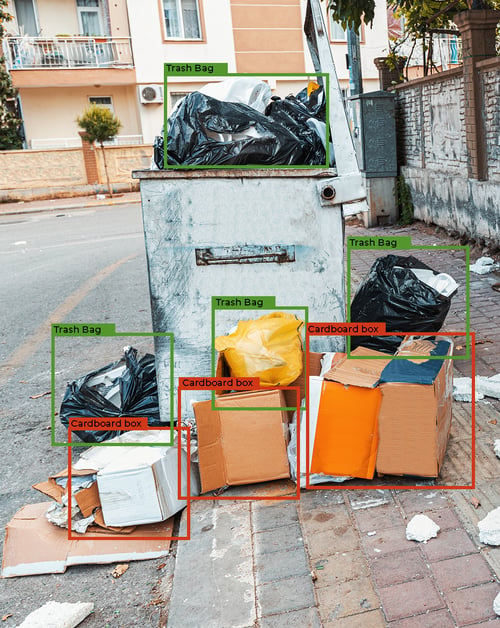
left=0, top=196, right=141, bottom=217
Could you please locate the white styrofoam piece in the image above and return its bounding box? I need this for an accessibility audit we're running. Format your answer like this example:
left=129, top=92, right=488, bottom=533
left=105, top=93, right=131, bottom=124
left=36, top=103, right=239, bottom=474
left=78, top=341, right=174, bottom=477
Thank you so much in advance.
left=494, top=440, right=500, bottom=459
left=479, top=507, right=500, bottom=545
left=452, top=377, right=484, bottom=402
left=470, top=257, right=500, bottom=274
left=494, top=591, right=500, bottom=616
left=319, top=353, right=337, bottom=377
left=18, top=601, right=94, bottom=628
left=477, top=375, right=500, bottom=400
left=406, top=514, right=440, bottom=543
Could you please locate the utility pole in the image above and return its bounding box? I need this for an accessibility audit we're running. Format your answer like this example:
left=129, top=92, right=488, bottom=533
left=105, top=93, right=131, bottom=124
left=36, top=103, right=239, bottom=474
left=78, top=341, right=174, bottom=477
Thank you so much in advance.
left=346, top=26, right=363, bottom=96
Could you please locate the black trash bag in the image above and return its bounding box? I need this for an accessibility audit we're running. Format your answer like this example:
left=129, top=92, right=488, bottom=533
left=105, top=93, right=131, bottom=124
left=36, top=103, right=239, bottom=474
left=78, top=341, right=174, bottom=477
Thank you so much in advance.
left=293, top=85, right=326, bottom=120
left=264, top=95, right=326, bottom=164
left=60, top=346, right=163, bottom=443
left=153, top=132, right=164, bottom=169
left=350, top=255, right=456, bottom=354
left=166, top=91, right=325, bottom=166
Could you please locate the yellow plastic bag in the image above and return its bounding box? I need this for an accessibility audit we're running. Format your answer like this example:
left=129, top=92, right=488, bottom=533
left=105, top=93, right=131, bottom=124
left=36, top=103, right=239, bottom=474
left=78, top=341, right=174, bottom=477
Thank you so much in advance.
left=215, top=312, right=304, bottom=386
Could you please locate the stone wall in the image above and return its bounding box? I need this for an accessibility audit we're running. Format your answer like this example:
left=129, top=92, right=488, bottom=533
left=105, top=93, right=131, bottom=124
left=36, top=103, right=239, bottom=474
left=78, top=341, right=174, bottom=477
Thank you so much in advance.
left=394, top=58, right=500, bottom=245
left=0, top=144, right=153, bottom=200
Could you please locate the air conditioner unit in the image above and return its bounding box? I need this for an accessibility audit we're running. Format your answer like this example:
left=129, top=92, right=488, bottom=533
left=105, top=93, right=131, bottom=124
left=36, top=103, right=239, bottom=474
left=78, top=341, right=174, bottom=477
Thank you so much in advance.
left=139, top=85, right=163, bottom=104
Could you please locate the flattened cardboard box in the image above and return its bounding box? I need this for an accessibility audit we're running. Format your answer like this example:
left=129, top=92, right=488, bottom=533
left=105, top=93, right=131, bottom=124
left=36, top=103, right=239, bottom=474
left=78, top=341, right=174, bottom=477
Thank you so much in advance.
left=2, top=502, right=172, bottom=578
left=193, top=389, right=290, bottom=493
left=376, top=337, right=454, bottom=477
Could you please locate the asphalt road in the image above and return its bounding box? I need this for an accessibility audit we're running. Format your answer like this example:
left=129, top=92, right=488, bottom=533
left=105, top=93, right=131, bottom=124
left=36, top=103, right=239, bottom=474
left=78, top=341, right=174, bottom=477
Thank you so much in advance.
left=0, top=203, right=172, bottom=627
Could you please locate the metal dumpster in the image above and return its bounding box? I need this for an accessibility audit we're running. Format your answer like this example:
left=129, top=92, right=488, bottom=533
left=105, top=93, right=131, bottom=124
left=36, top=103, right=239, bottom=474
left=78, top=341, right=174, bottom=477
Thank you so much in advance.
left=133, top=0, right=367, bottom=421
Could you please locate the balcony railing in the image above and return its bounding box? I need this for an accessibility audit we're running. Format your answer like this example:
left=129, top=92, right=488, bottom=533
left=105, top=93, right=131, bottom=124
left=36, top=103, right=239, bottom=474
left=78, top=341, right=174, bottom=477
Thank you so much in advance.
left=3, top=36, right=134, bottom=70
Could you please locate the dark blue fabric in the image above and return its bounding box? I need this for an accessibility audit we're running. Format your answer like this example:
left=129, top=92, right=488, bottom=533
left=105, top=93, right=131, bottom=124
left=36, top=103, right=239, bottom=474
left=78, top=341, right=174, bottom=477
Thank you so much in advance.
left=379, top=341, right=451, bottom=385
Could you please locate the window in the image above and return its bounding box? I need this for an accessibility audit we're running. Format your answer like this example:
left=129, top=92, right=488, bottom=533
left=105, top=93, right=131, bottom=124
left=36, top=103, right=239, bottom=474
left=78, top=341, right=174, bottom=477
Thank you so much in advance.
left=329, top=17, right=347, bottom=41
left=170, top=92, right=188, bottom=108
left=89, top=96, right=114, bottom=112
left=14, top=0, right=39, bottom=36
left=328, top=13, right=364, bottom=43
left=163, top=0, right=201, bottom=39
left=77, top=0, right=104, bottom=36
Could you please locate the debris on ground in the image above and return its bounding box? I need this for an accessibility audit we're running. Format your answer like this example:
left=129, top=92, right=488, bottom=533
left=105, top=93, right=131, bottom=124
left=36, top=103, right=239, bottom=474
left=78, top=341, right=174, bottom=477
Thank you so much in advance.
left=406, top=514, right=440, bottom=542
left=111, top=564, right=129, bottom=578
left=453, top=377, right=483, bottom=402
left=470, top=256, right=500, bottom=275
left=494, top=591, right=500, bottom=616
left=478, top=507, right=500, bottom=545
left=18, top=601, right=94, bottom=627
left=29, top=391, right=51, bottom=399
left=471, top=496, right=481, bottom=509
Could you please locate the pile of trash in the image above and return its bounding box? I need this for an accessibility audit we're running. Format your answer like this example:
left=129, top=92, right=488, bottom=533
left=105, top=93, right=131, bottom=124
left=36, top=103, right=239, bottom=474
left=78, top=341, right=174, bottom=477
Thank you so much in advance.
left=153, top=77, right=331, bottom=168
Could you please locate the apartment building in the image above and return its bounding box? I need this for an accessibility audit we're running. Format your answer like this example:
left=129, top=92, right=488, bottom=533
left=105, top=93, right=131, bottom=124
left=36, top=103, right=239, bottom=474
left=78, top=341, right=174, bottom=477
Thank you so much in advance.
left=3, top=0, right=391, bottom=149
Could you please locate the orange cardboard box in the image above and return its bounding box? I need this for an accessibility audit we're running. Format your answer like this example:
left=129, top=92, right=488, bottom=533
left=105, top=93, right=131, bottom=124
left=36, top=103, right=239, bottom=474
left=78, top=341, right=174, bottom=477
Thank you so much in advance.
left=193, top=389, right=291, bottom=493
left=311, top=348, right=391, bottom=479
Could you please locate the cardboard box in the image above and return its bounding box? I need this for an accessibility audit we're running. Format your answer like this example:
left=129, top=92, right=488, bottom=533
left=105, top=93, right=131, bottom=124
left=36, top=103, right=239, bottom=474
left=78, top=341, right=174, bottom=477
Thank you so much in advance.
left=376, top=337, right=454, bottom=477
left=193, top=389, right=290, bottom=493
left=1, top=502, right=172, bottom=578
left=312, top=348, right=391, bottom=479
left=317, top=339, right=454, bottom=479
left=34, top=432, right=200, bottom=529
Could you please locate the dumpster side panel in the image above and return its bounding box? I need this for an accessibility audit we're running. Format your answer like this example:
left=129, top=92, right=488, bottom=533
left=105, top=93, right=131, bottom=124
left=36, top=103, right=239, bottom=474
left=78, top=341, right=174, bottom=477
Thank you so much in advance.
left=140, top=175, right=345, bottom=419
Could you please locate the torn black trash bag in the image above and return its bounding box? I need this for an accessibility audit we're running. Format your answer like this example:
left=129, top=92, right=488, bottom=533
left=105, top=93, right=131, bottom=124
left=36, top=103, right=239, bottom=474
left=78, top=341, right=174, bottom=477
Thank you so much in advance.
left=350, top=255, right=456, bottom=354
left=59, top=346, right=163, bottom=443
left=166, top=91, right=326, bottom=166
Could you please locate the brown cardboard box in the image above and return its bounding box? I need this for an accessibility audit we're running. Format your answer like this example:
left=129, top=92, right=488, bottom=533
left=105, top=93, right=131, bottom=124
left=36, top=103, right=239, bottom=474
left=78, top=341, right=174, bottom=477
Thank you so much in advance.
left=193, top=389, right=291, bottom=493
left=376, top=337, right=454, bottom=477
left=320, top=339, right=453, bottom=478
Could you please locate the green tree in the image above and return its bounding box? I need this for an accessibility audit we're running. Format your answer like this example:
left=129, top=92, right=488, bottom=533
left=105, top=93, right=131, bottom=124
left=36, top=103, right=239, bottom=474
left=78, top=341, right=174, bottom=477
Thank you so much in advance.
left=76, top=105, right=122, bottom=197
left=0, top=0, right=23, bottom=150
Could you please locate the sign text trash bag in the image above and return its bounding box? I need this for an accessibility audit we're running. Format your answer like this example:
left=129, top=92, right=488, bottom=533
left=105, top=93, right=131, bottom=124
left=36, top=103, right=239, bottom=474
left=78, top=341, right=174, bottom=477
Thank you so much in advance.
left=59, top=347, right=162, bottom=443
left=214, top=312, right=304, bottom=386
left=350, top=255, right=456, bottom=354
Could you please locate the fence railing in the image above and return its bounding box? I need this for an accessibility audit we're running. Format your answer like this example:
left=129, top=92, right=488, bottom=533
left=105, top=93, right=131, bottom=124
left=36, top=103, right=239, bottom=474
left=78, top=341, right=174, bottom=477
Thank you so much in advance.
left=3, top=36, right=134, bottom=70
left=29, top=135, right=144, bottom=150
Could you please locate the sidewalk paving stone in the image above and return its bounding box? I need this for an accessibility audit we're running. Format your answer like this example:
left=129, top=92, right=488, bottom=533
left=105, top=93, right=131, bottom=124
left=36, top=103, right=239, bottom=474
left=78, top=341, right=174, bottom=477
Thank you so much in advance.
left=300, top=504, right=352, bottom=535
left=323, top=609, right=387, bottom=627
left=254, top=546, right=310, bottom=585
left=311, top=550, right=370, bottom=587
left=252, top=502, right=299, bottom=532
left=396, top=490, right=450, bottom=515
left=259, top=607, right=322, bottom=627
left=445, top=582, right=500, bottom=626
left=256, top=574, right=316, bottom=617
left=361, top=525, right=413, bottom=557
left=254, top=522, right=304, bottom=555
left=378, top=578, right=446, bottom=621
left=316, top=577, right=381, bottom=622
left=387, top=609, right=456, bottom=627
left=370, top=549, right=429, bottom=587
left=352, top=503, right=404, bottom=532
left=305, top=520, right=361, bottom=558
left=430, top=554, right=495, bottom=591
left=420, top=528, right=479, bottom=562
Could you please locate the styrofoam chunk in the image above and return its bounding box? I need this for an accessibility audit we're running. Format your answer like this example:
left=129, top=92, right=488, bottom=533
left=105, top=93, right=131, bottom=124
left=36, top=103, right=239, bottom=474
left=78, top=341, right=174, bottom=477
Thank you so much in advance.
left=470, top=257, right=500, bottom=274
left=476, top=376, right=500, bottom=400
left=494, top=440, right=500, bottom=459
left=406, top=514, right=440, bottom=543
left=494, top=591, right=500, bottom=616
left=18, top=601, right=94, bottom=628
left=453, top=377, right=484, bottom=402
left=479, top=507, right=500, bottom=545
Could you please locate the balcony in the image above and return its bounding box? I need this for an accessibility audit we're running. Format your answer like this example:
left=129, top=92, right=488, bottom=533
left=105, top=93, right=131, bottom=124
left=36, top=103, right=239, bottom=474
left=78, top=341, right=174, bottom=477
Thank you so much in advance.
left=3, top=36, right=134, bottom=70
